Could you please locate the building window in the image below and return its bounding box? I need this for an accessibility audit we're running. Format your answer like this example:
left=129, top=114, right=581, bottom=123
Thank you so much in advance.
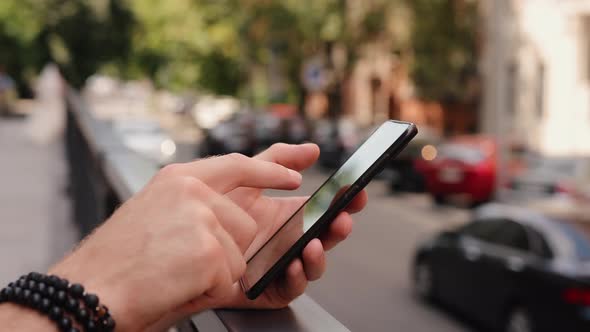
left=581, top=16, right=590, bottom=82
left=506, top=63, right=517, bottom=116
left=536, top=63, right=545, bottom=119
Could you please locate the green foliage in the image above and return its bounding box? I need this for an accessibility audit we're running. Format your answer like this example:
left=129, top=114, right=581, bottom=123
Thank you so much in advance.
left=408, top=0, right=479, bottom=102
left=0, top=0, right=134, bottom=90
left=0, top=0, right=479, bottom=104
left=122, top=0, right=243, bottom=93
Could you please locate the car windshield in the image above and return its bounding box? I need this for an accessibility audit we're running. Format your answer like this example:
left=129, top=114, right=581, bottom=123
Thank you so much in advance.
left=553, top=219, right=590, bottom=260
left=438, top=144, right=485, bottom=164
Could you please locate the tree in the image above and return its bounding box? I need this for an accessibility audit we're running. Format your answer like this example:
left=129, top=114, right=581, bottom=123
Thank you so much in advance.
left=122, top=0, right=245, bottom=94
left=0, top=0, right=134, bottom=91
left=407, top=0, right=479, bottom=103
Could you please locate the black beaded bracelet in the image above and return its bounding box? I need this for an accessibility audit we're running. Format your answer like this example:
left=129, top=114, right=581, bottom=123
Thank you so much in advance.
left=0, top=272, right=116, bottom=332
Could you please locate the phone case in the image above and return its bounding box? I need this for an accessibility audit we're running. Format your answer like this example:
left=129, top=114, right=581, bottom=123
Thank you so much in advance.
left=242, top=121, right=418, bottom=299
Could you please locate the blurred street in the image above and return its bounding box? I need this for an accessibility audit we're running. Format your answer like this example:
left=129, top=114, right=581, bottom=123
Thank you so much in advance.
left=0, top=115, right=472, bottom=331
left=4, top=1, right=590, bottom=331
left=268, top=168, right=470, bottom=332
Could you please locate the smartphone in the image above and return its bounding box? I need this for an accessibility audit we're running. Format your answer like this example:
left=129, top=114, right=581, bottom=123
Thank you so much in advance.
left=240, top=120, right=417, bottom=299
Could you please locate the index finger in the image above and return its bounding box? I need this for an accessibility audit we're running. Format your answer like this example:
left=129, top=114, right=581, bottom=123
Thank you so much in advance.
left=254, top=143, right=320, bottom=171
left=174, top=153, right=302, bottom=193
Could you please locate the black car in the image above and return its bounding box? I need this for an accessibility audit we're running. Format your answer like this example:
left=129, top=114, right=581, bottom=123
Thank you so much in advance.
left=200, top=112, right=257, bottom=157
left=254, top=112, right=309, bottom=152
left=412, top=203, right=590, bottom=332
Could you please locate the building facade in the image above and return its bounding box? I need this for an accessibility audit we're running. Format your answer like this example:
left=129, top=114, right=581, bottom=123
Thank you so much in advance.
left=482, top=0, right=590, bottom=156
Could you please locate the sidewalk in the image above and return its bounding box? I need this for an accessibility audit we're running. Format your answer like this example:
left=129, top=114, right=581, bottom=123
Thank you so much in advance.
left=0, top=118, right=77, bottom=285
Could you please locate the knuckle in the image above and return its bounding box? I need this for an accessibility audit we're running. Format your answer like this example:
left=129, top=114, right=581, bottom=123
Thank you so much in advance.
left=269, top=142, right=289, bottom=151
left=193, top=204, right=218, bottom=230
left=225, top=152, right=248, bottom=163
left=177, top=177, right=204, bottom=199
left=243, top=218, right=258, bottom=245
left=158, top=163, right=184, bottom=178
left=200, top=234, right=224, bottom=262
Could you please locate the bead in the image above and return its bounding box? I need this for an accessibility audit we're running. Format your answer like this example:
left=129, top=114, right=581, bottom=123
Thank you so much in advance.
left=27, top=272, right=42, bottom=281
left=84, top=293, right=99, bottom=309
left=16, top=279, right=26, bottom=288
left=76, top=307, right=88, bottom=321
left=0, top=287, right=12, bottom=299
left=47, top=286, right=56, bottom=297
left=39, top=274, right=49, bottom=283
left=56, top=278, right=69, bottom=290
left=95, top=304, right=107, bottom=318
left=49, top=306, right=63, bottom=320
left=55, top=290, right=67, bottom=304
left=69, top=283, right=84, bottom=298
left=13, top=287, right=22, bottom=302
left=85, top=320, right=97, bottom=332
left=68, top=328, right=80, bottom=332
left=40, top=298, right=51, bottom=313
left=5, top=287, right=14, bottom=301
left=103, top=316, right=116, bottom=331
left=65, top=297, right=78, bottom=311
left=58, top=316, right=72, bottom=329
left=48, top=275, right=60, bottom=287
left=27, top=280, right=36, bottom=290
left=22, top=289, right=32, bottom=304
left=37, top=282, right=46, bottom=294
left=31, top=292, right=41, bottom=308
left=7, top=282, right=15, bottom=288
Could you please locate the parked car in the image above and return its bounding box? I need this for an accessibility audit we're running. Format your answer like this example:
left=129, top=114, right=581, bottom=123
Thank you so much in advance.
left=503, top=157, right=590, bottom=202
left=254, top=112, right=309, bottom=152
left=312, top=118, right=361, bottom=169
left=416, top=135, right=498, bottom=205
left=113, top=119, right=177, bottom=166
left=387, top=128, right=441, bottom=193
left=253, top=112, right=282, bottom=152
left=201, top=112, right=257, bottom=157
left=412, top=202, right=590, bottom=332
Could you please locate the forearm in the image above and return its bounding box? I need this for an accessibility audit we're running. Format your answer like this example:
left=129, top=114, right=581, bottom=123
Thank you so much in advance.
left=0, top=303, right=59, bottom=331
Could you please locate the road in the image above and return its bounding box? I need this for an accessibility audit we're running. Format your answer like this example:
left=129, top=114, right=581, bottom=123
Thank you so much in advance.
left=268, top=167, right=472, bottom=332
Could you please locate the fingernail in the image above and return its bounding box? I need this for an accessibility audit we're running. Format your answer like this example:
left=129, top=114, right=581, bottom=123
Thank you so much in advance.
left=289, top=169, right=302, bottom=182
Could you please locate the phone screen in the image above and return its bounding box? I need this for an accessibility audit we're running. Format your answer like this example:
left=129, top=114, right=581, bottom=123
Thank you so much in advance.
left=241, top=121, right=413, bottom=292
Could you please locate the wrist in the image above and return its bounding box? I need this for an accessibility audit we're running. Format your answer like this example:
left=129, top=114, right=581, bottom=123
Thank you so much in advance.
left=48, top=263, right=137, bottom=331
left=0, top=302, right=59, bottom=331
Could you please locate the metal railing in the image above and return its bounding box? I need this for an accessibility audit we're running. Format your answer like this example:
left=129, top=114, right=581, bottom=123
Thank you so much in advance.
left=64, top=91, right=350, bottom=332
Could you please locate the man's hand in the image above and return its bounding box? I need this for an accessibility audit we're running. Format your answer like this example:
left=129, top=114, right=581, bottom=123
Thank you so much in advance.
left=220, top=143, right=367, bottom=309
left=49, top=143, right=366, bottom=332
left=156, top=143, right=367, bottom=324
left=50, top=152, right=303, bottom=331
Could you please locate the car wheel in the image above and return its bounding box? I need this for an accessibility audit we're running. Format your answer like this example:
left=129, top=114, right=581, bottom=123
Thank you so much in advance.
left=389, top=179, right=401, bottom=193
left=469, top=200, right=484, bottom=209
left=433, top=195, right=446, bottom=206
left=505, top=307, right=534, bottom=332
left=413, top=260, right=436, bottom=301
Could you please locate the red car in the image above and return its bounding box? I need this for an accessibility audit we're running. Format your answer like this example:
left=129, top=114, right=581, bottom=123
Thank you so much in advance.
left=416, top=136, right=500, bottom=205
